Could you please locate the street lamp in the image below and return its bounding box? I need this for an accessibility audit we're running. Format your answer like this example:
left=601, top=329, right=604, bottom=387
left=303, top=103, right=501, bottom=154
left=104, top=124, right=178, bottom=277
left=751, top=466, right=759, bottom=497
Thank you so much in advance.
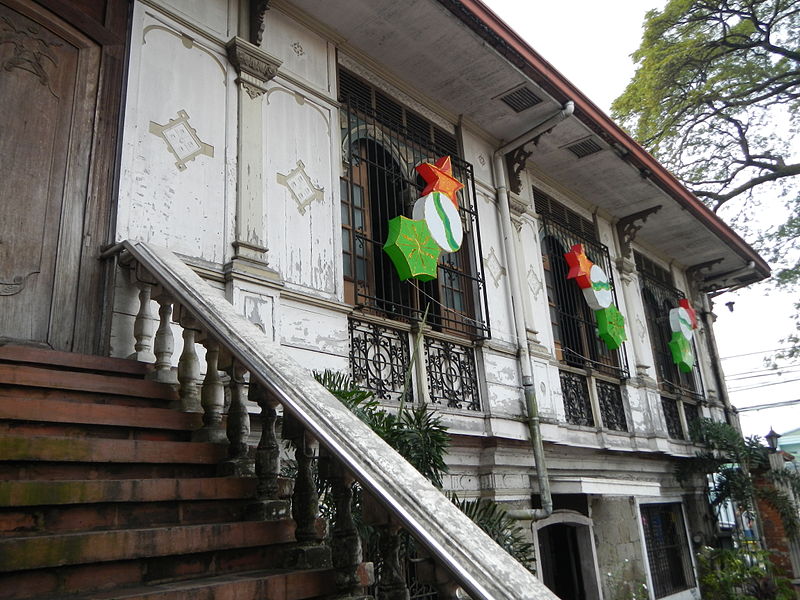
left=765, top=428, right=782, bottom=453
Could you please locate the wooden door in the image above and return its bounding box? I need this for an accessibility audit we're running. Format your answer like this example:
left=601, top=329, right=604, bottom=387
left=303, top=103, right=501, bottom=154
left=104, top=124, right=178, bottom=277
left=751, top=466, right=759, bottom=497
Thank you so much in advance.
left=0, top=0, right=127, bottom=353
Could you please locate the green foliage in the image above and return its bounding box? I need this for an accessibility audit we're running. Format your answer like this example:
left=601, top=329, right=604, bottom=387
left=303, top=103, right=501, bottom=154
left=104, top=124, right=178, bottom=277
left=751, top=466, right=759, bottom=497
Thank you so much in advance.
left=613, top=0, right=800, bottom=210
left=697, top=546, right=793, bottom=600
left=313, top=369, right=450, bottom=487
left=679, top=419, right=800, bottom=538
left=449, top=493, right=536, bottom=572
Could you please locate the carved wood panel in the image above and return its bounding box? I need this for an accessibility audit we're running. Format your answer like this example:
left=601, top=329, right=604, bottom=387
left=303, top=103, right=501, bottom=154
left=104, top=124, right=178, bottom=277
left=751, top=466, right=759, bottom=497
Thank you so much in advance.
left=0, top=0, right=127, bottom=353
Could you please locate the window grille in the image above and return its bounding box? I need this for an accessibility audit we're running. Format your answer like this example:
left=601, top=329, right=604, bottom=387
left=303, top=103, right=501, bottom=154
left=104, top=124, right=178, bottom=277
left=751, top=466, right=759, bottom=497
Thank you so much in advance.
left=349, top=318, right=412, bottom=403
left=641, top=503, right=696, bottom=598
left=541, top=216, right=628, bottom=379
left=340, top=89, right=490, bottom=339
left=596, top=380, right=628, bottom=432
left=661, top=397, right=684, bottom=440
left=560, top=370, right=594, bottom=427
left=424, top=336, right=480, bottom=411
left=635, top=252, right=704, bottom=398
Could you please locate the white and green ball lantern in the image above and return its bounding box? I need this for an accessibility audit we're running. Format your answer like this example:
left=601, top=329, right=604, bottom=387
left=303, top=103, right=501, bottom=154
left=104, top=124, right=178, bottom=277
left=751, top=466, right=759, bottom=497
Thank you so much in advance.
left=582, top=264, right=613, bottom=310
left=412, top=191, right=463, bottom=253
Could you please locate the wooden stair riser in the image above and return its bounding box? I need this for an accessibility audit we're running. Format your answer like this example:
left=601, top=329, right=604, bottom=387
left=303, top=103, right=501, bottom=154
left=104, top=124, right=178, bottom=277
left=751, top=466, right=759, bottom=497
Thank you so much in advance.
left=0, top=345, right=152, bottom=376
left=0, top=521, right=300, bottom=572
left=0, top=546, right=318, bottom=600
left=0, top=364, right=176, bottom=402
left=0, top=436, right=227, bottom=465
left=0, top=499, right=254, bottom=537
left=0, top=462, right=219, bottom=482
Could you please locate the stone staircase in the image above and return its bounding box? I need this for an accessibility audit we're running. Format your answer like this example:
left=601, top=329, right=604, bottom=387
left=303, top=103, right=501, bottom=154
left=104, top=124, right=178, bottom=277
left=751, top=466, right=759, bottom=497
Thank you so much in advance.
left=0, top=345, right=364, bottom=599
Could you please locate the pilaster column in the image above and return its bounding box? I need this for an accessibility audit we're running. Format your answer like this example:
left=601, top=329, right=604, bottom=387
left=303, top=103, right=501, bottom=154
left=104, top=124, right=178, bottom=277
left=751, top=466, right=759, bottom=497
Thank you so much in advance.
left=225, top=37, right=282, bottom=273
left=615, top=257, right=655, bottom=380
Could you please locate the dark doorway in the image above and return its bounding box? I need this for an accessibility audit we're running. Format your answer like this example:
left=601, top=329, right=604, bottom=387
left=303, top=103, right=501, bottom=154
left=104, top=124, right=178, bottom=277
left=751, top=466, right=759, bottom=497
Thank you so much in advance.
left=539, top=523, right=586, bottom=600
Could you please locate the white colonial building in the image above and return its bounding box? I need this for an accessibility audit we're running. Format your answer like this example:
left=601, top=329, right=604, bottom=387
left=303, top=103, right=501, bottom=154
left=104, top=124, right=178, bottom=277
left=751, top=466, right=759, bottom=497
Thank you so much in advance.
left=0, top=1, right=770, bottom=599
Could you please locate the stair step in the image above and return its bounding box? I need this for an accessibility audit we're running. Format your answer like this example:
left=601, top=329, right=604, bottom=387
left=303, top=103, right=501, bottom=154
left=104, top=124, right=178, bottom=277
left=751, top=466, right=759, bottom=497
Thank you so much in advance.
left=0, top=435, right=227, bottom=464
left=0, top=345, right=151, bottom=377
left=0, top=397, right=201, bottom=431
left=0, top=364, right=175, bottom=402
left=0, top=462, right=217, bottom=481
left=0, top=498, right=252, bottom=537
left=67, top=567, right=358, bottom=600
left=0, top=521, right=297, bottom=572
left=0, top=477, right=275, bottom=507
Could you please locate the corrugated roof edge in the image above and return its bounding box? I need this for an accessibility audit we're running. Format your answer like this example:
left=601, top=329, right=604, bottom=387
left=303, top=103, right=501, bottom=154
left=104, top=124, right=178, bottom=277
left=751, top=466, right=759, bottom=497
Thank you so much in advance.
left=437, top=0, right=771, bottom=282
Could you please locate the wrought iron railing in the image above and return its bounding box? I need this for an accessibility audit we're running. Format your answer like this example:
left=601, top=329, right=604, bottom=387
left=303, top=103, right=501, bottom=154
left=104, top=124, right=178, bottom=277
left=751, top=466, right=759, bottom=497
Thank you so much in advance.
left=596, top=380, right=628, bottom=432
left=639, top=273, right=704, bottom=399
left=349, top=317, right=412, bottom=403
left=661, top=397, right=684, bottom=440
left=340, top=100, right=490, bottom=340
left=424, top=336, right=480, bottom=411
left=104, top=240, right=552, bottom=600
left=560, top=370, right=594, bottom=427
left=540, top=217, right=629, bottom=379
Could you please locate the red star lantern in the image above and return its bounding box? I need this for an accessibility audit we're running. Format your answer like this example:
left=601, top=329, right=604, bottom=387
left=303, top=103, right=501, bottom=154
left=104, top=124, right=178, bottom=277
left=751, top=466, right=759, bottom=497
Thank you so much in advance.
left=564, top=244, right=594, bottom=289
left=416, top=156, right=464, bottom=207
left=678, top=299, right=699, bottom=330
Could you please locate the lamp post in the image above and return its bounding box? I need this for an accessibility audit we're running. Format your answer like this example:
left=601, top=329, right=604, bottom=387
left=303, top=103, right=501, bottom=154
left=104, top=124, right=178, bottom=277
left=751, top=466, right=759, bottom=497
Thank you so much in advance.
left=765, top=428, right=782, bottom=453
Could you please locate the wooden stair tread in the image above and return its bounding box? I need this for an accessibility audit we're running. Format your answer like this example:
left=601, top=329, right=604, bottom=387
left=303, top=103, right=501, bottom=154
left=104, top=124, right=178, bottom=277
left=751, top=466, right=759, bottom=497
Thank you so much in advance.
left=0, top=435, right=228, bottom=464
left=0, top=521, right=297, bottom=572
left=0, top=477, right=277, bottom=507
left=0, top=345, right=151, bottom=376
left=0, top=364, right=175, bottom=401
left=0, top=397, right=201, bottom=431
left=58, top=567, right=352, bottom=600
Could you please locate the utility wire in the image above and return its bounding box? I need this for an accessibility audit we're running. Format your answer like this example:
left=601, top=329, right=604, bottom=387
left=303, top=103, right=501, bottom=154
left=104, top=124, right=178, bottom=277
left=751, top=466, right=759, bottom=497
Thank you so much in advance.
left=736, top=398, right=800, bottom=412
left=720, top=347, right=793, bottom=360
left=728, top=376, right=800, bottom=394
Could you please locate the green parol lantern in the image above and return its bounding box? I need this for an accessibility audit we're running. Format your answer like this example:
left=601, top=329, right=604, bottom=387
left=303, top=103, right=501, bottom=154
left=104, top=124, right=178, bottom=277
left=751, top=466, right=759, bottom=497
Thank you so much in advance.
left=668, top=331, right=695, bottom=373
left=595, top=305, right=627, bottom=350
left=383, top=216, right=441, bottom=281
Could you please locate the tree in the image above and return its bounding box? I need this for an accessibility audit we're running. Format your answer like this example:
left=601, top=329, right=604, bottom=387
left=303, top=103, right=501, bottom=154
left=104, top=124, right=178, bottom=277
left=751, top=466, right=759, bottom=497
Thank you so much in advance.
left=613, top=0, right=799, bottom=209
left=612, top=0, right=800, bottom=355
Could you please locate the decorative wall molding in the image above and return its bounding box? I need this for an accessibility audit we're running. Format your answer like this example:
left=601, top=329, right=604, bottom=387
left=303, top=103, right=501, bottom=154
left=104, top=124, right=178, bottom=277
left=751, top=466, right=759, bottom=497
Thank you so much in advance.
left=527, top=265, right=542, bottom=300
left=226, top=36, right=282, bottom=98
left=276, top=160, right=325, bottom=215
left=143, top=23, right=226, bottom=84
left=148, top=110, right=214, bottom=171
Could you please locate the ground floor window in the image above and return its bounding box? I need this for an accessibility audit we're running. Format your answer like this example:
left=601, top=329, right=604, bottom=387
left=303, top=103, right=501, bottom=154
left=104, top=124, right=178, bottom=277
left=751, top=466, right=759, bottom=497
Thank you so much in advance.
left=640, top=502, right=695, bottom=598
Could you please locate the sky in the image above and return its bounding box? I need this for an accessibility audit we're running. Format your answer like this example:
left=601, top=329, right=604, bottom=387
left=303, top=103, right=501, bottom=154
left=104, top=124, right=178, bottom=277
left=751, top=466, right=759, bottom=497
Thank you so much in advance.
left=482, top=0, right=800, bottom=441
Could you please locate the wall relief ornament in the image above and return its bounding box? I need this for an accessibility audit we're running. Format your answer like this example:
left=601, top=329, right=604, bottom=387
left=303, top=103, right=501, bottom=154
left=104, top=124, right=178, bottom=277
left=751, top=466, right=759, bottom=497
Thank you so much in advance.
left=0, top=271, right=38, bottom=296
left=0, top=15, right=60, bottom=97
left=483, top=246, right=507, bottom=288
left=149, top=110, right=214, bottom=172
left=276, top=160, right=324, bottom=215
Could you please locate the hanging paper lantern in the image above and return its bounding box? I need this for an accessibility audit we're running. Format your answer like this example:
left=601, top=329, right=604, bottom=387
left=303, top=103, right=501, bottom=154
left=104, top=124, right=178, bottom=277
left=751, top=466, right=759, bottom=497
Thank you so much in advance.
left=668, top=330, right=695, bottom=373
left=669, top=307, right=694, bottom=340
left=678, top=299, right=699, bottom=330
left=415, top=156, right=464, bottom=206
left=595, top=305, right=627, bottom=350
left=564, top=244, right=594, bottom=289
left=412, top=191, right=463, bottom=252
left=582, top=264, right=613, bottom=310
left=383, top=216, right=440, bottom=281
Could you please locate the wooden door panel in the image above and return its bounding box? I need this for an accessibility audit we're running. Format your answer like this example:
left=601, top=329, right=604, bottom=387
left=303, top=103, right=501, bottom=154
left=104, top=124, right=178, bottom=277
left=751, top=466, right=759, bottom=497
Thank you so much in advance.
left=0, top=0, right=125, bottom=352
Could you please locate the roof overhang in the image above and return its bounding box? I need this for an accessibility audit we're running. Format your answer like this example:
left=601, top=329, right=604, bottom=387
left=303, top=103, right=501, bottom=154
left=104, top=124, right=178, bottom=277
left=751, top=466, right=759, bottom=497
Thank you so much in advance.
left=283, top=0, right=770, bottom=289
